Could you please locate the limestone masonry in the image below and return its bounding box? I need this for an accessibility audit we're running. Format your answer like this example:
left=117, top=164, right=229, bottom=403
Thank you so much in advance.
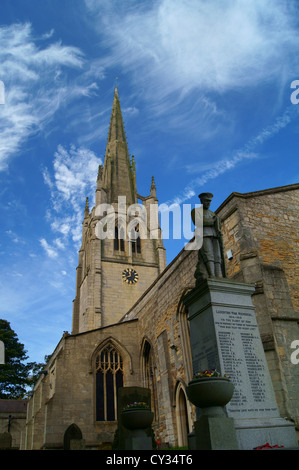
left=21, top=89, right=299, bottom=449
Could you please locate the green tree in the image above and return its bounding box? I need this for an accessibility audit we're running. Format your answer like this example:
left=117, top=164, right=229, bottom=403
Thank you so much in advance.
left=0, top=319, right=45, bottom=399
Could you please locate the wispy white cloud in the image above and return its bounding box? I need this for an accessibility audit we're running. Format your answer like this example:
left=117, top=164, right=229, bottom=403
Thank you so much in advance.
left=41, top=28, right=55, bottom=40
left=48, top=144, right=102, bottom=206
left=41, top=144, right=102, bottom=257
left=86, top=0, right=299, bottom=107
left=5, top=229, right=23, bottom=244
left=123, top=106, right=139, bottom=117
left=0, top=22, right=97, bottom=171
left=40, top=238, right=58, bottom=259
left=167, top=105, right=299, bottom=206
left=0, top=23, right=83, bottom=73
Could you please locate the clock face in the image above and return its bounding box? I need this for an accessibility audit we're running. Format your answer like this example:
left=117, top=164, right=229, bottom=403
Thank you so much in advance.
left=122, top=268, right=139, bottom=285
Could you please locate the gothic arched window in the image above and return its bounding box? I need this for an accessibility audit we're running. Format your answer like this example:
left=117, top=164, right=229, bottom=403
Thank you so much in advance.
left=95, top=344, right=123, bottom=421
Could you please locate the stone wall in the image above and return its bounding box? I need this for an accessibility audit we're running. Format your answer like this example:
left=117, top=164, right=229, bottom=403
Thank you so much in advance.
left=125, top=247, right=198, bottom=445
left=24, top=184, right=299, bottom=448
left=217, top=184, right=298, bottom=312
left=25, top=245, right=198, bottom=449
left=24, top=321, right=140, bottom=449
left=216, top=184, right=299, bottom=431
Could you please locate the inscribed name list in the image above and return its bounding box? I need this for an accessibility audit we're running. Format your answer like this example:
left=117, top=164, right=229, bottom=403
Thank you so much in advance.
left=214, top=308, right=279, bottom=419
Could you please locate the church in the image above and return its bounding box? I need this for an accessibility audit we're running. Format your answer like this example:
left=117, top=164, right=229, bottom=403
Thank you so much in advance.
left=22, top=88, right=299, bottom=450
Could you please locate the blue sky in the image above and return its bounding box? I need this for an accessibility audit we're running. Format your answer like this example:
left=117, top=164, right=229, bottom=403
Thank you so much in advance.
left=0, top=0, right=299, bottom=364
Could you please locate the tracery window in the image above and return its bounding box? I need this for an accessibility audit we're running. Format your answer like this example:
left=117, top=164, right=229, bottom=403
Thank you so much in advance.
left=95, top=344, right=123, bottom=421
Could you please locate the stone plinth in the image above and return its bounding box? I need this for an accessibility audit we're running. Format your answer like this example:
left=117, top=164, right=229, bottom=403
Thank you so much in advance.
left=0, top=432, right=12, bottom=450
left=194, top=415, right=238, bottom=450
left=113, top=387, right=154, bottom=450
left=183, top=278, right=298, bottom=450
left=186, top=377, right=238, bottom=450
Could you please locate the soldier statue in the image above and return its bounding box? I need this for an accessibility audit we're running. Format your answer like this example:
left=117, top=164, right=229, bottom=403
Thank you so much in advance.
left=191, top=192, right=226, bottom=283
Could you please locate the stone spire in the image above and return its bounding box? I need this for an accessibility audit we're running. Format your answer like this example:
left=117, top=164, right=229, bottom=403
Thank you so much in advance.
left=102, top=86, right=137, bottom=205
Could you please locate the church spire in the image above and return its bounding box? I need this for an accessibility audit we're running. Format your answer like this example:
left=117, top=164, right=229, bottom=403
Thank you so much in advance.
left=102, top=87, right=137, bottom=205
left=106, top=85, right=127, bottom=144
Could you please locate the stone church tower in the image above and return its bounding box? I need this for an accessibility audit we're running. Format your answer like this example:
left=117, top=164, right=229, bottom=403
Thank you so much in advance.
left=72, top=87, right=166, bottom=333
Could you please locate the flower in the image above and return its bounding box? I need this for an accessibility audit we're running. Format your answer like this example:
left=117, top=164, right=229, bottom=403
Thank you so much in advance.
left=253, top=443, right=284, bottom=450
left=123, top=401, right=150, bottom=411
left=193, top=369, right=230, bottom=379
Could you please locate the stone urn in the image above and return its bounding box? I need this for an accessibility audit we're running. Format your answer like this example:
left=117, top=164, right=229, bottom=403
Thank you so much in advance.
left=186, top=377, right=238, bottom=449
left=186, top=377, right=234, bottom=414
left=122, top=408, right=154, bottom=430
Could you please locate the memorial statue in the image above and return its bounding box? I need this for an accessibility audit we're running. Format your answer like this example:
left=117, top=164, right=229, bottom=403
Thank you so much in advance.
left=191, top=192, right=226, bottom=283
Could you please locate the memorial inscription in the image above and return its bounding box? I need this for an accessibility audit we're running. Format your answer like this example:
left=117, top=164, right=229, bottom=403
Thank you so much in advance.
left=190, top=310, right=220, bottom=374
left=185, top=278, right=298, bottom=449
left=214, top=308, right=279, bottom=419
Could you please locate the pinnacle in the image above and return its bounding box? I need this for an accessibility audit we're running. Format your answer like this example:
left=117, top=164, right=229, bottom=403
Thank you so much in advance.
left=84, top=197, right=89, bottom=218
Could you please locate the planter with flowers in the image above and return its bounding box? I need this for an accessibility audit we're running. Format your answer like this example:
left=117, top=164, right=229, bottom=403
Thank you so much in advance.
left=122, top=402, right=154, bottom=430
left=186, top=370, right=238, bottom=449
left=186, top=369, right=234, bottom=415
